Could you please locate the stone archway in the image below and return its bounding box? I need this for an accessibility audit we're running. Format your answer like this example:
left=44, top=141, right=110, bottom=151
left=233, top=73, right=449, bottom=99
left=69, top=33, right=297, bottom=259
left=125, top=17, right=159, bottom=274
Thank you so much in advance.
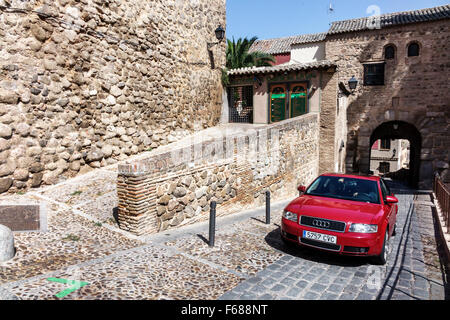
left=369, top=121, right=422, bottom=187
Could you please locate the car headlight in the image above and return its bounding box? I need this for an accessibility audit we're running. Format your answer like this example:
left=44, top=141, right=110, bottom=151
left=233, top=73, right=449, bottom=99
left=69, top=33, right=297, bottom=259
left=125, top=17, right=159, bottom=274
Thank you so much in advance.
left=349, top=224, right=378, bottom=233
left=282, top=210, right=298, bottom=222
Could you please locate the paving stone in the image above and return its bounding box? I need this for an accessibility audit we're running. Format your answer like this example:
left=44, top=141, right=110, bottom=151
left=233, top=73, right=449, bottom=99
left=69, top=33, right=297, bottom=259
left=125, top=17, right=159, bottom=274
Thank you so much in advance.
left=317, top=275, right=333, bottom=285
left=356, top=291, right=376, bottom=300
left=309, top=283, right=327, bottom=293
left=270, top=284, right=287, bottom=293
left=219, top=291, right=240, bottom=300
left=319, top=292, right=339, bottom=300
left=258, top=293, right=274, bottom=300
left=240, top=292, right=258, bottom=300
left=327, top=283, right=344, bottom=293
left=303, top=291, right=320, bottom=300
left=247, top=276, right=263, bottom=284
left=295, top=280, right=309, bottom=289
left=412, top=288, right=430, bottom=300
left=301, top=273, right=318, bottom=282
left=286, top=287, right=303, bottom=298
left=3, top=180, right=446, bottom=301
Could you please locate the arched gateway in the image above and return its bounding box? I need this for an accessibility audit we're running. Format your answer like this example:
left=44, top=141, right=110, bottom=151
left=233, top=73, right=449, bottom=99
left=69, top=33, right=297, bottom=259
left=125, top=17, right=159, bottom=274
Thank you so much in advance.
left=369, top=121, right=422, bottom=188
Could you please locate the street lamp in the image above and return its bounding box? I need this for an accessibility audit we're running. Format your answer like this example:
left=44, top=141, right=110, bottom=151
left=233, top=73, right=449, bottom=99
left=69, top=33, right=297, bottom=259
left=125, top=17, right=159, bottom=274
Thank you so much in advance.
left=348, top=75, right=358, bottom=92
left=208, top=25, right=225, bottom=50
left=215, top=25, right=225, bottom=42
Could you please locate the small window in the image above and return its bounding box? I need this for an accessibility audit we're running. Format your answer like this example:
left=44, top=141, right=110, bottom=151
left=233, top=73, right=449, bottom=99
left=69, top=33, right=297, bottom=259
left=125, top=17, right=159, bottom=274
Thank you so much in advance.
left=363, top=63, right=385, bottom=86
left=379, top=162, right=390, bottom=174
left=380, top=139, right=391, bottom=150
left=384, top=45, right=395, bottom=60
left=408, top=42, right=420, bottom=57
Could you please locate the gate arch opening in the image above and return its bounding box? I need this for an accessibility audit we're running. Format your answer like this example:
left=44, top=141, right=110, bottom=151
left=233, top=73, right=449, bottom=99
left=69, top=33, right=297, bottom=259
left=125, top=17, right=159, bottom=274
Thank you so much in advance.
left=369, top=121, right=422, bottom=188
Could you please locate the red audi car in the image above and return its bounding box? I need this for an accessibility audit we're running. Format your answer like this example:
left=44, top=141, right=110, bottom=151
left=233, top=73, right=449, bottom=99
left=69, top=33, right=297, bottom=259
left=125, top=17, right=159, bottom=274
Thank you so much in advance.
left=281, top=173, right=398, bottom=265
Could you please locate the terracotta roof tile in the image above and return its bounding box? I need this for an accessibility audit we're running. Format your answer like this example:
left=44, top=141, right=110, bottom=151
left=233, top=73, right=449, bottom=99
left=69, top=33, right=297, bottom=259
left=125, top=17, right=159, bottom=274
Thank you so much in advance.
left=248, top=5, right=450, bottom=55
left=249, top=33, right=327, bottom=55
left=328, top=4, right=450, bottom=34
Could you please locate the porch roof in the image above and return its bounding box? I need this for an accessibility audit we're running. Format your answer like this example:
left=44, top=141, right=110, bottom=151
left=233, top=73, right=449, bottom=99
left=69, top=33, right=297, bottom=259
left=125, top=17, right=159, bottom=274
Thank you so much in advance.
left=227, top=60, right=336, bottom=76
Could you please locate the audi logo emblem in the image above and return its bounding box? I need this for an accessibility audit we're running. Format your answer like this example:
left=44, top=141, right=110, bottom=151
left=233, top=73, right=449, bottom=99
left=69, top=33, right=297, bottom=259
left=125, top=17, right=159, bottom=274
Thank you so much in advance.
left=313, top=219, right=331, bottom=228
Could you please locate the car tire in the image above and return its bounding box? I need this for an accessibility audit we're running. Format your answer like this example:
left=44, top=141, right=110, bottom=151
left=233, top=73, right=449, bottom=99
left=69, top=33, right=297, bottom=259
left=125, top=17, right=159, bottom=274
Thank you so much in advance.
left=372, top=229, right=389, bottom=265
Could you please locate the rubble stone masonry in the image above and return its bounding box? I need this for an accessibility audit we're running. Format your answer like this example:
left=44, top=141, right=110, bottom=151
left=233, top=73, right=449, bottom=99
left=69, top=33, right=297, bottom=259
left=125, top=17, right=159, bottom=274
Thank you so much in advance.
left=325, top=19, right=450, bottom=188
left=0, top=0, right=226, bottom=194
left=117, top=114, right=319, bottom=236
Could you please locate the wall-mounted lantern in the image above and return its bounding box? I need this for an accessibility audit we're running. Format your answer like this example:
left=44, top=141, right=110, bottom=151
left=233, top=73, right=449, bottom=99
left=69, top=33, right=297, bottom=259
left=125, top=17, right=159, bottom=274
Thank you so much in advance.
left=348, top=75, right=358, bottom=92
left=207, top=25, right=225, bottom=50
left=215, top=25, right=225, bottom=42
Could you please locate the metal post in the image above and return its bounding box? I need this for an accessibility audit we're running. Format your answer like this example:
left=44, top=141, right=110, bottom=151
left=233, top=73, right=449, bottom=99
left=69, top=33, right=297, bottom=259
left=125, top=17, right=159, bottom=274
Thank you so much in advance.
left=209, top=201, right=216, bottom=247
left=265, top=191, right=270, bottom=224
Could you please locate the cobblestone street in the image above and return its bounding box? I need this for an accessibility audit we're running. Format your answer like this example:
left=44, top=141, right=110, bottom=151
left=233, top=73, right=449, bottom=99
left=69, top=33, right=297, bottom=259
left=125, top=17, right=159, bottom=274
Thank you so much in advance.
left=0, top=168, right=448, bottom=300
left=220, top=184, right=449, bottom=300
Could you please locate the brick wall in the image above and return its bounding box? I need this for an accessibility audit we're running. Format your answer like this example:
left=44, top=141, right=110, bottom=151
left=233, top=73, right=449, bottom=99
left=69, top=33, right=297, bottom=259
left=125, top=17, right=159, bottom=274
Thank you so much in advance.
left=117, top=114, right=320, bottom=235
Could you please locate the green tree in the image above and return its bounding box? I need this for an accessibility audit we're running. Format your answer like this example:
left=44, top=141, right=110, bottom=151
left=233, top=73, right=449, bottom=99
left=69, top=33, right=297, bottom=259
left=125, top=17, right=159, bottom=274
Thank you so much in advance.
left=226, top=37, right=275, bottom=69
left=222, top=37, right=275, bottom=86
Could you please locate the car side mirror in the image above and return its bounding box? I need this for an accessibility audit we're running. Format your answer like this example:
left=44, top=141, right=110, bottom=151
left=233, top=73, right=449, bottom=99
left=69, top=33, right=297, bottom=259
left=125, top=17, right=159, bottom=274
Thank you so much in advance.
left=298, top=185, right=306, bottom=195
left=385, top=195, right=398, bottom=204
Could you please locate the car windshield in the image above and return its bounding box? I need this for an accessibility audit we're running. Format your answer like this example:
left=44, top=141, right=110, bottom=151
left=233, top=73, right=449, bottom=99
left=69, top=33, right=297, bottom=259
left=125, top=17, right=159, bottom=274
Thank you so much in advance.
left=305, top=176, right=380, bottom=204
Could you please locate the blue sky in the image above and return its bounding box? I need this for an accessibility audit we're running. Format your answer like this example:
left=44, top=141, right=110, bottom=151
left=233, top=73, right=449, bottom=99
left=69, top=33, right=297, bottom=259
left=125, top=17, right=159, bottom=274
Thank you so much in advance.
left=226, top=0, right=449, bottom=40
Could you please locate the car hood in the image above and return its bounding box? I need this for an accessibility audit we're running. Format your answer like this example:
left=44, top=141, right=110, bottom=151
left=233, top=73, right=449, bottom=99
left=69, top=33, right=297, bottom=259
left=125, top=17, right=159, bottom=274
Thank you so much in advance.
left=285, top=195, right=383, bottom=224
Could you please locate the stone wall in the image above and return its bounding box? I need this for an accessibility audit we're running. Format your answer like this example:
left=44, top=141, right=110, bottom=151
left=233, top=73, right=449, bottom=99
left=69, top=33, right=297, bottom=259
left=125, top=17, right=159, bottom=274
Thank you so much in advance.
left=0, top=0, right=226, bottom=194
left=318, top=70, right=339, bottom=174
left=325, top=19, right=450, bottom=188
left=117, top=114, right=320, bottom=236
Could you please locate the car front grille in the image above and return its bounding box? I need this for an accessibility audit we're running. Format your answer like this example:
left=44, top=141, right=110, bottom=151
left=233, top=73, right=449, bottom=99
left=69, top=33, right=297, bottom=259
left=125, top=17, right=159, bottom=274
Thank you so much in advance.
left=300, top=216, right=346, bottom=233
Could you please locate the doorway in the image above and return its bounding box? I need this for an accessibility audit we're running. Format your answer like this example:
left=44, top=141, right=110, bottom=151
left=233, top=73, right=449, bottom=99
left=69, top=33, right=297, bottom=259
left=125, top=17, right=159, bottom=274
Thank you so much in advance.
left=369, top=121, right=421, bottom=187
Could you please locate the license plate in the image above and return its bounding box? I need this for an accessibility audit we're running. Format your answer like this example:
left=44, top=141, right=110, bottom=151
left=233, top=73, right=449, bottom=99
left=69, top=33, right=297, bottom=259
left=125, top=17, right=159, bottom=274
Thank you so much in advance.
left=302, top=230, right=337, bottom=244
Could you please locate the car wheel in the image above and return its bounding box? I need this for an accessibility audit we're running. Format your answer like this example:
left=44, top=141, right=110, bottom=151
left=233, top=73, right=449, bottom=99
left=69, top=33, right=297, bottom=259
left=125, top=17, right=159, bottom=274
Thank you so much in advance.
left=372, top=229, right=389, bottom=265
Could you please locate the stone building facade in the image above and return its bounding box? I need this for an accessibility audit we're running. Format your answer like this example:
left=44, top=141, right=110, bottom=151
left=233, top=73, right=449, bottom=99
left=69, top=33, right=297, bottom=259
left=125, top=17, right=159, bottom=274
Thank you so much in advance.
left=370, top=139, right=409, bottom=176
left=226, top=61, right=341, bottom=175
left=325, top=10, right=450, bottom=188
left=0, top=0, right=226, bottom=194
left=242, top=4, right=450, bottom=189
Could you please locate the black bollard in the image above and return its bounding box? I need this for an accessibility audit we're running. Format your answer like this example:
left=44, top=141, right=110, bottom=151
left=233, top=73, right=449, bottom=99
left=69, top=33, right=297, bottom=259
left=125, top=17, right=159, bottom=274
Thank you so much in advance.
left=209, top=201, right=216, bottom=247
left=265, top=190, right=270, bottom=224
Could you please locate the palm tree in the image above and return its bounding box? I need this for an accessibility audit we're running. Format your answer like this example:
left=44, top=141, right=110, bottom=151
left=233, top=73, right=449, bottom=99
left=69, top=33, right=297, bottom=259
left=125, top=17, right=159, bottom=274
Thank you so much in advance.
left=226, top=37, right=275, bottom=69
left=222, top=36, right=275, bottom=86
